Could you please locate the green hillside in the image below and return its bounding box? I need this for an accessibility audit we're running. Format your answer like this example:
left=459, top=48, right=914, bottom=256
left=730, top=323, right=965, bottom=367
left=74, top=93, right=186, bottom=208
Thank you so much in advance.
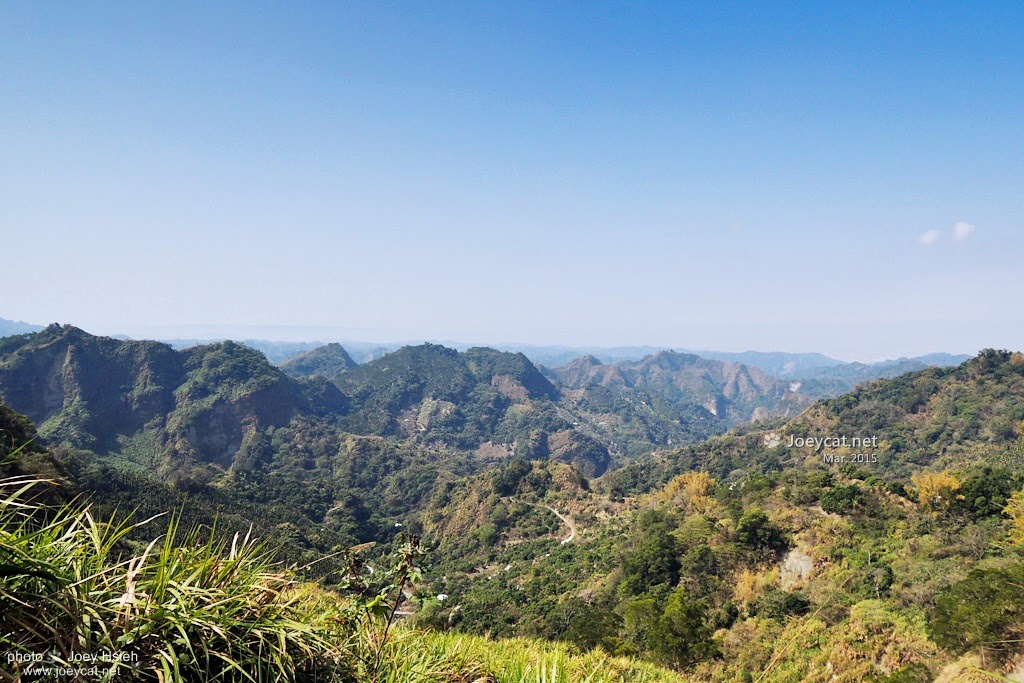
left=0, top=470, right=687, bottom=683
left=409, top=351, right=1024, bottom=682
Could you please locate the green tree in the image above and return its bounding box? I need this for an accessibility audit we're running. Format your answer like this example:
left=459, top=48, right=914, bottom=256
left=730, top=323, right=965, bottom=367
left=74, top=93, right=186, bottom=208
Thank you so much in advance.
left=619, top=514, right=681, bottom=596
left=820, top=484, right=865, bottom=515
left=651, top=589, right=718, bottom=670
left=735, top=509, right=786, bottom=558
left=622, top=595, right=661, bottom=651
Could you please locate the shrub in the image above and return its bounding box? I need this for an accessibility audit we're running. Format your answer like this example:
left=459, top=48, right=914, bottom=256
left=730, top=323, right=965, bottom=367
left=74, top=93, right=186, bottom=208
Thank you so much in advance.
left=749, top=590, right=810, bottom=620
left=929, top=563, right=1024, bottom=658
left=735, top=509, right=787, bottom=557
left=820, top=484, right=865, bottom=515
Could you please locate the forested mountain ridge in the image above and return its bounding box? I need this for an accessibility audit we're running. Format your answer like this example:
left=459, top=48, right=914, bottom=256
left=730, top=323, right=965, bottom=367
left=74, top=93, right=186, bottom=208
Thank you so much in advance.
left=276, top=341, right=614, bottom=476
left=0, top=326, right=576, bottom=467
left=0, top=325, right=985, bottom=495
left=0, top=326, right=611, bottom=549
left=333, top=343, right=559, bottom=434
left=0, top=324, right=347, bottom=468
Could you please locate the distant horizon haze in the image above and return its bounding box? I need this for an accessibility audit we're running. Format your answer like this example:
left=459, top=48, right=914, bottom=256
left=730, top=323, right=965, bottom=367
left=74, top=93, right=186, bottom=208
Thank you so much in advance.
left=5, top=317, right=1004, bottom=365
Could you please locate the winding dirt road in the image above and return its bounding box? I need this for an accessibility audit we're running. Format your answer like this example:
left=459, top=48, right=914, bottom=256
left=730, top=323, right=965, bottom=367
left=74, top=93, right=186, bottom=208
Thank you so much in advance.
left=509, top=498, right=577, bottom=544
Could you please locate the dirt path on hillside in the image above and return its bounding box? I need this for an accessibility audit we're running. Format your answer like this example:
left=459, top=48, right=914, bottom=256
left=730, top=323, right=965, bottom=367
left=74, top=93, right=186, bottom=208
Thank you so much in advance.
left=509, top=498, right=577, bottom=544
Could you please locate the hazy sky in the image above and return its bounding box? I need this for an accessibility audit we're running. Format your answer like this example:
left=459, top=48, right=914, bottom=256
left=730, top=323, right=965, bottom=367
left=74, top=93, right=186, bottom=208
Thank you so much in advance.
left=1, top=2, right=1021, bottom=360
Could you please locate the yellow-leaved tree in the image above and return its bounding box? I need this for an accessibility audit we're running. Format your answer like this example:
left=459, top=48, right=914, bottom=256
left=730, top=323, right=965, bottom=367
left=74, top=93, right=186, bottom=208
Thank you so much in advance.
left=733, top=568, right=760, bottom=605
left=911, top=470, right=960, bottom=512
left=1005, top=488, right=1024, bottom=543
left=661, top=471, right=717, bottom=514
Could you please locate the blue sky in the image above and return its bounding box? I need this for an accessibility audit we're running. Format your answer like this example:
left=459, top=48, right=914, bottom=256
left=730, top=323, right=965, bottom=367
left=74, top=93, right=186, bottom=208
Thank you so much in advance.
left=1, top=2, right=1021, bottom=359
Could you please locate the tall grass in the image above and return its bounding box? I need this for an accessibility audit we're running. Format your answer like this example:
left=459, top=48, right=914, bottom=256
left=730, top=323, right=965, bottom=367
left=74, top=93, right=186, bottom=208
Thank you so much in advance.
left=0, top=474, right=356, bottom=682
left=365, top=629, right=692, bottom=683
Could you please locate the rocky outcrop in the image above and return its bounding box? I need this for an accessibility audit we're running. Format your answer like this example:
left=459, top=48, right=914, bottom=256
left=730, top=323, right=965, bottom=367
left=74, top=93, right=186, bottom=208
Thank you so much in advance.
left=552, top=349, right=811, bottom=425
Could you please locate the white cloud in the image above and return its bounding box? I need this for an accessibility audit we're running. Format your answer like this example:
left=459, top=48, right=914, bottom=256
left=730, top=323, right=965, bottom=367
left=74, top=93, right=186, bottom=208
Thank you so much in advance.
left=918, top=229, right=941, bottom=245
left=953, top=221, right=976, bottom=241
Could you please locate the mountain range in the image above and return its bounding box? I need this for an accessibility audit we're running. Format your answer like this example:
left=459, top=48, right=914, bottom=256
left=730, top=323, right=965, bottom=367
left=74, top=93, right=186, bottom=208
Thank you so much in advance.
left=0, top=316, right=970, bottom=384
left=0, top=325, right=802, bottom=480
left=0, top=324, right=975, bottom=477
